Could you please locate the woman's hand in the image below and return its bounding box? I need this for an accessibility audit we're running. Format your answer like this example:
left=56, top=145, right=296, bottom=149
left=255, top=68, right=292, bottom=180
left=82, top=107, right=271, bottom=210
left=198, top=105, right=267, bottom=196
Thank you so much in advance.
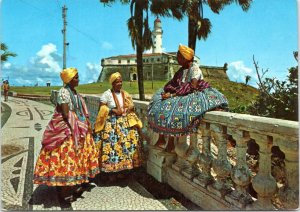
left=112, top=108, right=123, bottom=116
left=126, top=106, right=135, bottom=113
left=162, top=92, right=171, bottom=100
left=162, top=92, right=175, bottom=100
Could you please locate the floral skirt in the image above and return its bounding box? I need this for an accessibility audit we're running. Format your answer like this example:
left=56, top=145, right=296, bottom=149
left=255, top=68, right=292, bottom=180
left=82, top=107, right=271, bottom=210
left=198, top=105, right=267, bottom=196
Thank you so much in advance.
left=33, top=133, right=100, bottom=186
left=147, top=87, right=229, bottom=136
left=93, top=115, right=142, bottom=172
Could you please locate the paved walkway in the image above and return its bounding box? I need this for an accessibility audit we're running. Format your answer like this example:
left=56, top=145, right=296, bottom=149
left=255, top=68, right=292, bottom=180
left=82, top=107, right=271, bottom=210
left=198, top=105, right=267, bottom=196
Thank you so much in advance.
left=1, top=97, right=199, bottom=211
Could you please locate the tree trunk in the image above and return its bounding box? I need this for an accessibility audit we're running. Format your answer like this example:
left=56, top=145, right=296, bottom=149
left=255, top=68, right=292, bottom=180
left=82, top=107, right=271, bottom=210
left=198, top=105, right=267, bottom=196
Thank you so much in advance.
left=188, top=17, right=197, bottom=51
left=135, top=0, right=145, bottom=101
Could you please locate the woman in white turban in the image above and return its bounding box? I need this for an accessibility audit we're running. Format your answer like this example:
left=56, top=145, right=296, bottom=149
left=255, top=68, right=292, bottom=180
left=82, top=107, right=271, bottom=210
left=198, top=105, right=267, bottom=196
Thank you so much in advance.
left=33, top=68, right=100, bottom=203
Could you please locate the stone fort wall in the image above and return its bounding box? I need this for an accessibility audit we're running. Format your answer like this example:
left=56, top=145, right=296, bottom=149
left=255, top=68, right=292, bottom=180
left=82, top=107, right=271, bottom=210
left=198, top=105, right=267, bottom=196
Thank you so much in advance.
left=98, top=64, right=229, bottom=82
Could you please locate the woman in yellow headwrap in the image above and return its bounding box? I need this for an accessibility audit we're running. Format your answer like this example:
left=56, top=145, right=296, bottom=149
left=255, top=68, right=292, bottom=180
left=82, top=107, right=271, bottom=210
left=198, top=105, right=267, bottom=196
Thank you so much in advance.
left=148, top=44, right=228, bottom=152
left=93, top=72, right=143, bottom=181
left=33, top=67, right=100, bottom=203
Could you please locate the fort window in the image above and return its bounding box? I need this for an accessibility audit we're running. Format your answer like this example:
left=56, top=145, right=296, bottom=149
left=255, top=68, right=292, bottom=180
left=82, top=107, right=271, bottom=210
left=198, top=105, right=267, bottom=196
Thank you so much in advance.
left=157, top=58, right=160, bottom=62
left=127, top=60, right=130, bottom=64
left=132, top=73, right=137, bottom=81
left=118, top=60, right=121, bottom=64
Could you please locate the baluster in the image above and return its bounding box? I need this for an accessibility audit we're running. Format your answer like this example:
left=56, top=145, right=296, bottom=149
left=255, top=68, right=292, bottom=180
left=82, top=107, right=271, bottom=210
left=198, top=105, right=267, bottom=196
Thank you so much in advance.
left=276, top=135, right=299, bottom=209
left=208, top=124, right=232, bottom=197
left=185, top=132, right=201, bottom=163
left=182, top=133, right=200, bottom=179
left=249, top=133, right=276, bottom=210
left=147, top=129, right=160, bottom=146
left=194, top=122, right=214, bottom=187
left=172, top=135, right=190, bottom=172
left=225, top=129, right=252, bottom=208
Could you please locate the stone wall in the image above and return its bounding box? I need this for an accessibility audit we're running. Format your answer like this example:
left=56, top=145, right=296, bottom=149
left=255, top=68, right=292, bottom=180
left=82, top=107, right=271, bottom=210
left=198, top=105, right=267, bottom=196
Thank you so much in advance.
left=51, top=91, right=299, bottom=210
left=98, top=63, right=228, bottom=82
left=201, top=65, right=229, bottom=80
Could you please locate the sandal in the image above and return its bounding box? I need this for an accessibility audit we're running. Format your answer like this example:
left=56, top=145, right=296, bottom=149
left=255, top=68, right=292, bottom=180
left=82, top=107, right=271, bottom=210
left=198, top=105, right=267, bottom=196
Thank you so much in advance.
left=64, top=195, right=76, bottom=203
left=73, top=186, right=84, bottom=198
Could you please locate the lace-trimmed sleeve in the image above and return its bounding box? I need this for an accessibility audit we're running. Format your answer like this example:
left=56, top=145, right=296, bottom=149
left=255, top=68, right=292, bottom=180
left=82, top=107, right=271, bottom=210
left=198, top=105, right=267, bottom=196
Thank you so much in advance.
left=57, top=87, right=70, bottom=105
left=190, top=64, right=203, bottom=80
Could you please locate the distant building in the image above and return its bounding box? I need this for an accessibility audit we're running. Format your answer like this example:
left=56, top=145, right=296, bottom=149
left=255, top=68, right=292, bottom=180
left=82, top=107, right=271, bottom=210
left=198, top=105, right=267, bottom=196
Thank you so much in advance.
left=98, top=18, right=228, bottom=83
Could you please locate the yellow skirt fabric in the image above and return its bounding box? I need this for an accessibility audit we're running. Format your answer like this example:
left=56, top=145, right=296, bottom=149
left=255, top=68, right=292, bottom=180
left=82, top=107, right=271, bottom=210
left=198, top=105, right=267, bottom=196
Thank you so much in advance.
left=93, top=115, right=142, bottom=172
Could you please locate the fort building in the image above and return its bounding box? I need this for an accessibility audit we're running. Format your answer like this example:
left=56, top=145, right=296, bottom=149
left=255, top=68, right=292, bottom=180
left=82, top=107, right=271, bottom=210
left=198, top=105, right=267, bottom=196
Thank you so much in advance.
left=97, top=18, right=228, bottom=82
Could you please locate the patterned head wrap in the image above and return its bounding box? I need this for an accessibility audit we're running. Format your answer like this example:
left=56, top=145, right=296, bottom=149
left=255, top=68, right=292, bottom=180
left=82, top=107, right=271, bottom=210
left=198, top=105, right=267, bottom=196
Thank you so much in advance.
left=178, top=44, right=194, bottom=61
left=109, top=72, right=122, bottom=84
left=60, top=67, right=78, bottom=84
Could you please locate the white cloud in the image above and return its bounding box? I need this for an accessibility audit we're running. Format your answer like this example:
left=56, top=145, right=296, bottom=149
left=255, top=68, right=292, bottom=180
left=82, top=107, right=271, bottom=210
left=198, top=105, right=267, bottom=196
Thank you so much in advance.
left=32, top=43, right=61, bottom=73
left=1, top=43, right=63, bottom=86
left=227, top=61, right=258, bottom=87
left=144, top=48, right=152, bottom=54
left=80, top=62, right=101, bottom=84
left=2, top=62, right=11, bottom=69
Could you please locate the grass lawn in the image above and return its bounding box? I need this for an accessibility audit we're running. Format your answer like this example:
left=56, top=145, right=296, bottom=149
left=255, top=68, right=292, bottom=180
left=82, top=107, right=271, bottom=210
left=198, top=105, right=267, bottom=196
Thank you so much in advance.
left=10, top=80, right=258, bottom=109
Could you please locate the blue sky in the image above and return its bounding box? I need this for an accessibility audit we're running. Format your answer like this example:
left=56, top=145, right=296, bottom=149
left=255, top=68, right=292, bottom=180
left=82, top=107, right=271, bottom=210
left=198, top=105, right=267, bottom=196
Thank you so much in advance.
left=1, top=0, right=298, bottom=87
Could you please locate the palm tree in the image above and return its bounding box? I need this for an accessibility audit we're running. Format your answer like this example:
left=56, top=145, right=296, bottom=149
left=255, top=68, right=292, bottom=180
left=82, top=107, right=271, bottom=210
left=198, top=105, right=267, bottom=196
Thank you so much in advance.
left=100, top=0, right=184, bottom=100
left=1, top=43, right=17, bottom=63
left=245, top=75, right=251, bottom=85
left=185, top=0, right=252, bottom=51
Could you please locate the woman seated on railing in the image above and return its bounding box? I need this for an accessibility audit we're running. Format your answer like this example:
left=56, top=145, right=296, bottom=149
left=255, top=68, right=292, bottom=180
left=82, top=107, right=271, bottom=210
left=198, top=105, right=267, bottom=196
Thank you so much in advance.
left=33, top=67, right=100, bottom=203
left=93, top=72, right=143, bottom=181
left=147, top=44, right=229, bottom=152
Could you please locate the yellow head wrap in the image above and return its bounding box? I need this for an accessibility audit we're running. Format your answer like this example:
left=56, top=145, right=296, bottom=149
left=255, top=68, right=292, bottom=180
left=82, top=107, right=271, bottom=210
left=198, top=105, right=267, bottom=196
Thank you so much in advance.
left=60, top=67, right=78, bottom=84
left=178, top=44, right=194, bottom=61
left=109, top=72, right=122, bottom=84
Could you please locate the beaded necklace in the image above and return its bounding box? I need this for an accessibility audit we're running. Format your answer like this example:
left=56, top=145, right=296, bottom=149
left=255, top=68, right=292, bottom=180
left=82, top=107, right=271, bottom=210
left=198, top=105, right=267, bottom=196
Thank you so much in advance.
left=66, top=85, right=86, bottom=122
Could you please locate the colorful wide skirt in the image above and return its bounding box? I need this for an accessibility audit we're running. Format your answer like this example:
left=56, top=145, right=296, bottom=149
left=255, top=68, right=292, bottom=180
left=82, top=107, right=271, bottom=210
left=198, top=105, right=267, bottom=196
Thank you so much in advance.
left=93, top=114, right=142, bottom=172
left=147, top=87, right=229, bottom=136
left=33, top=132, right=100, bottom=186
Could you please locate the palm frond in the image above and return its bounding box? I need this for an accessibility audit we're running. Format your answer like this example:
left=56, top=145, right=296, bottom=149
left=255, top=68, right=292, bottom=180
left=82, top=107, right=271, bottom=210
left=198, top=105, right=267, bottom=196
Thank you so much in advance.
left=197, top=18, right=211, bottom=40
left=1, top=52, right=17, bottom=62
left=142, top=10, right=152, bottom=51
left=207, top=0, right=231, bottom=14
left=150, top=0, right=172, bottom=17
left=236, top=0, right=252, bottom=11
left=1, top=43, right=8, bottom=51
left=127, top=17, right=137, bottom=50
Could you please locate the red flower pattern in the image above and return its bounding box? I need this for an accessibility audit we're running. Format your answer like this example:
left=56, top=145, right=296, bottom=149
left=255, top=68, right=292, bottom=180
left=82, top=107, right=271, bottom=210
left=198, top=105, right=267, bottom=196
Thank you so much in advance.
left=33, top=134, right=99, bottom=186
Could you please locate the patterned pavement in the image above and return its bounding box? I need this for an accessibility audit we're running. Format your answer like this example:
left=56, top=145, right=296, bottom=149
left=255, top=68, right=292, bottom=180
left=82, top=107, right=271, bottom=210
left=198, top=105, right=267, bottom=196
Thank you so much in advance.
left=1, top=97, right=197, bottom=211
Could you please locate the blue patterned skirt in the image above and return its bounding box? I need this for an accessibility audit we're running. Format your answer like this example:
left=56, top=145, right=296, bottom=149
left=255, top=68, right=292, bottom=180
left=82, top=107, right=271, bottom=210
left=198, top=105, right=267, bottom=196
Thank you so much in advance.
left=147, top=88, right=229, bottom=136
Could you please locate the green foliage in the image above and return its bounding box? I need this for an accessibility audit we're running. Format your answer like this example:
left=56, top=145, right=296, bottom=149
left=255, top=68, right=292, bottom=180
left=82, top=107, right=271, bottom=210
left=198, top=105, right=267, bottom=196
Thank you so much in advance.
left=248, top=66, right=298, bottom=121
left=10, top=80, right=258, bottom=110
left=245, top=75, right=251, bottom=85
left=1, top=43, right=17, bottom=62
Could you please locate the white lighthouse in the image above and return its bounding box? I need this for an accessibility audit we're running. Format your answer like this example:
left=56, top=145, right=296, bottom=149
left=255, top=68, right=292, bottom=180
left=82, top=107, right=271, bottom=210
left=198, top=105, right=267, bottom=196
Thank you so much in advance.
left=152, top=17, right=163, bottom=53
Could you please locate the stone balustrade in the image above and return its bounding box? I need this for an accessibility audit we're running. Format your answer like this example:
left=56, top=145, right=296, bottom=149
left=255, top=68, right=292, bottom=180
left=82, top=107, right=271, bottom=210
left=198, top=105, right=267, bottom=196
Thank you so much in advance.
left=51, top=91, right=299, bottom=210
